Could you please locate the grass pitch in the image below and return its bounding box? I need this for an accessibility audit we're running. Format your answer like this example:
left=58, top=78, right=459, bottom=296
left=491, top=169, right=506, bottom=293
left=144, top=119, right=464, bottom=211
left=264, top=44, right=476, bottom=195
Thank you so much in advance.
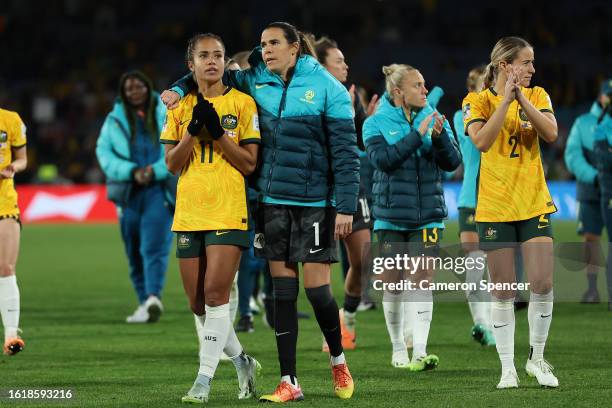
left=2, top=221, right=611, bottom=407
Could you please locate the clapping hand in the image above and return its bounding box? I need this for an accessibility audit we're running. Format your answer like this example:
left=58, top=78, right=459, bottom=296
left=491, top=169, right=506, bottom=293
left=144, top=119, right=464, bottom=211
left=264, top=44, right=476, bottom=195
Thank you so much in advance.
left=418, top=113, right=435, bottom=137
left=503, top=66, right=521, bottom=104
left=431, top=112, right=446, bottom=138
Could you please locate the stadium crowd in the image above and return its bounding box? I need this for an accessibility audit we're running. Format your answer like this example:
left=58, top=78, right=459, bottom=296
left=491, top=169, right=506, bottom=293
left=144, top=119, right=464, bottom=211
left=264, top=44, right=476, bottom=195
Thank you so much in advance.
left=0, top=0, right=610, bottom=184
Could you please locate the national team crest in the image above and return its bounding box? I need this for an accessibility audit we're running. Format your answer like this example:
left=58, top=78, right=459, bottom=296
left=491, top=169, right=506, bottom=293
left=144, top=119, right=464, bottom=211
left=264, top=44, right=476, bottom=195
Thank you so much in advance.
left=221, top=114, right=238, bottom=129
left=300, top=90, right=316, bottom=104
left=519, top=109, right=529, bottom=121
left=484, top=227, right=497, bottom=240
left=177, top=234, right=192, bottom=249
left=0, top=130, right=7, bottom=143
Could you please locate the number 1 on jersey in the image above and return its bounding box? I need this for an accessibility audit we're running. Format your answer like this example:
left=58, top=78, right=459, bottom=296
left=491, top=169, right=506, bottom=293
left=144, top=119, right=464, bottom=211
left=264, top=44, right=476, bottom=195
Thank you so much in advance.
left=200, top=141, right=213, bottom=163
left=313, top=222, right=320, bottom=247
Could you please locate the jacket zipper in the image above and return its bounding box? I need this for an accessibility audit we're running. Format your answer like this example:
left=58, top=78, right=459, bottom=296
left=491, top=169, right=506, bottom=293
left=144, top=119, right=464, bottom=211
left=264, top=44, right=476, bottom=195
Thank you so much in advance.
left=266, top=78, right=291, bottom=194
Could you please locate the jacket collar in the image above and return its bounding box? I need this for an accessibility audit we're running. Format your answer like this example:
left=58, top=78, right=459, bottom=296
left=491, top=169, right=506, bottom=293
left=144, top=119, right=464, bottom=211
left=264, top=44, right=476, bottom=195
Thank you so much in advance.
left=378, top=92, right=428, bottom=125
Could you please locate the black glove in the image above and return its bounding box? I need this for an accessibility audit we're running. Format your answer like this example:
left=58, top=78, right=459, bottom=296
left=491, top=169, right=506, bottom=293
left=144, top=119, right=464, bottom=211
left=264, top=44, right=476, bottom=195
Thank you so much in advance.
left=187, top=93, right=225, bottom=140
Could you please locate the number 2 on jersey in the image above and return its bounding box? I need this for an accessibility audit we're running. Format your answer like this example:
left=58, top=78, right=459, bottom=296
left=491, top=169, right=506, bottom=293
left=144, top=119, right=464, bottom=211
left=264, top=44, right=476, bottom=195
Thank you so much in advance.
left=200, top=141, right=213, bottom=163
left=508, top=135, right=520, bottom=158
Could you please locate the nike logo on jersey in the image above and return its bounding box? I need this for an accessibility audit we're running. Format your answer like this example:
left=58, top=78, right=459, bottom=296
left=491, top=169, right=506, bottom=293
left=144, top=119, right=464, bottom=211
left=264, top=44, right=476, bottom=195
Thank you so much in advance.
left=216, top=230, right=231, bottom=236
left=493, top=324, right=509, bottom=329
left=309, top=248, right=323, bottom=254
left=417, top=310, right=429, bottom=314
left=255, top=84, right=268, bottom=89
left=180, top=119, right=190, bottom=126
left=540, top=313, right=551, bottom=318
left=389, top=130, right=399, bottom=135
left=275, top=331, right=290, bottom=337
left=537, top=224, right=550, bottom=229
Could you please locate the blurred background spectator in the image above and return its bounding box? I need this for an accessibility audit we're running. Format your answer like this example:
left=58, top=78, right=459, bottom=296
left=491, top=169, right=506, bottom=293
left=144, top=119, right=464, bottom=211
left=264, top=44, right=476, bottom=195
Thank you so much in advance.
left=0, top=0, right=610, bottom=184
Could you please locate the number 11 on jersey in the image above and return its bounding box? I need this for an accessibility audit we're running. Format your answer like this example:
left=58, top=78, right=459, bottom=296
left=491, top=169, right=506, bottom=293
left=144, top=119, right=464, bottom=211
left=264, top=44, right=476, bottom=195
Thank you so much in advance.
left=200, top=141, right=213, bottom=163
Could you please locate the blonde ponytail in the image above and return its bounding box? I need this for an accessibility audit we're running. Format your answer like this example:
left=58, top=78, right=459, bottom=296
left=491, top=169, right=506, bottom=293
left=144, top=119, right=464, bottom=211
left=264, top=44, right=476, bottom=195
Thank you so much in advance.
left=482, top=62, right=496, bottom=90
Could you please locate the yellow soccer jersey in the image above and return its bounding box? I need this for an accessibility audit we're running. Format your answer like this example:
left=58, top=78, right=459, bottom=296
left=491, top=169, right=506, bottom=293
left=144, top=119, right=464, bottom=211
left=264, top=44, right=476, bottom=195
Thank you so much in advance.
left=0, top=109, right=27, bottom=217
left=160, top=87, right=260, bottom=232
left=463, top=86, right=557, bottom=222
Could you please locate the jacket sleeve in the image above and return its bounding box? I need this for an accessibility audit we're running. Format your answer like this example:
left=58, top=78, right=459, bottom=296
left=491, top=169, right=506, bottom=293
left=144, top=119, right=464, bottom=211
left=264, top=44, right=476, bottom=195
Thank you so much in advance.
left=150, top=96, right=171, bottom=181
left=594, top=119, right=612, bottom=171
left=325, top=83, right=360, bottom=214
left=564, top=117, right=597, bottom=184
left=169, top=72, right=197, bottom=98
left=431, top=119, right=462, bottom=172
left=95, top=116, right=137, bottom=182
left=170, top=69, right=252, bottom=97
left=363, top=118, right=423, bottom=172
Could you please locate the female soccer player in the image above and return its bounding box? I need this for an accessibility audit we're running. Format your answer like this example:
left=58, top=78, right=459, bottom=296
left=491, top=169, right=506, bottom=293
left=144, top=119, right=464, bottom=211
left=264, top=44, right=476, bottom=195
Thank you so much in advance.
left=363, top=64, right=461, bottom=370
left=160, top=33, right=261, bottom=403
left=464, top=36, right=559, bottom=389
left=314, top=36, right=378, bottom=351
left=0, top=107, right=27, bottom=355
left=593, top=84, right=612, bottom=311
left=162, top=22, right=359, bottom=402
left=454, top=66, right=495, bottom=346
left=96, top=71, right=174, bottom=324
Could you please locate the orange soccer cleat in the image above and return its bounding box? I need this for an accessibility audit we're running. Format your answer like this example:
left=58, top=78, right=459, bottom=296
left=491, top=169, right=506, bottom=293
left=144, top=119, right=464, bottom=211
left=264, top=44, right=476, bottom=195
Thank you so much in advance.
left=339, top=309, right=356, bottom=350
left=331, top=363, right=354, bottom=399
left=259, top=381, right=304, bottom=403
left=3, top=337, right=25, bottom=356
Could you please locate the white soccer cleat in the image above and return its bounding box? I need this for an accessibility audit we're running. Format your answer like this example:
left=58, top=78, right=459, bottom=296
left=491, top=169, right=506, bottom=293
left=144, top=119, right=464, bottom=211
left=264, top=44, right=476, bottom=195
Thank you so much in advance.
left=236, top=354, right=262, bottom=399
left=392, top=350, right=410, bottom=368
left=496, top=368, right=519, bottom=389
left=145, top=296, right=163, bottom=323
left=126, top=304, right=149, bottom=323
left=525, top=359, right=559, bottom=388
left=181, top=379, right=210, bottom=404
